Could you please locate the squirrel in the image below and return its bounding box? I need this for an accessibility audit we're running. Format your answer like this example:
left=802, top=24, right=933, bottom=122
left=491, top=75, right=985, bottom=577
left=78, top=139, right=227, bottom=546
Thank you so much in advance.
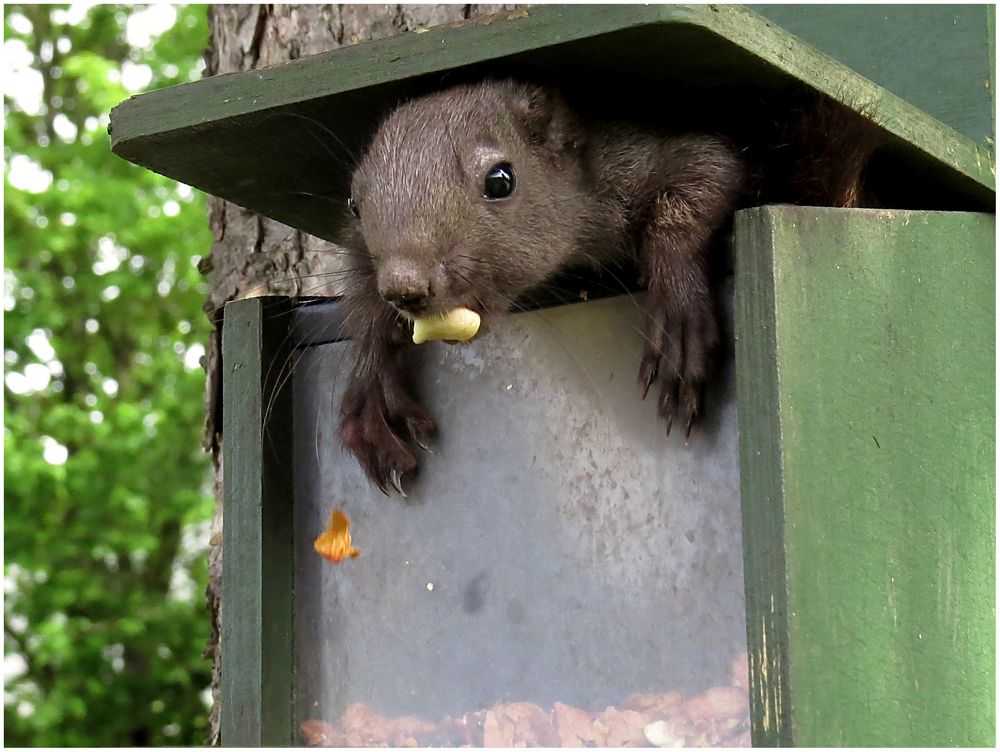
left=335, top=79, right=880, bottom=494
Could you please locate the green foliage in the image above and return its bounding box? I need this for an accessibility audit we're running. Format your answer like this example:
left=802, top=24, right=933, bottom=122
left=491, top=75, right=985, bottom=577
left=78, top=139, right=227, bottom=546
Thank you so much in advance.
left=4, top=4, right=215, bottom=745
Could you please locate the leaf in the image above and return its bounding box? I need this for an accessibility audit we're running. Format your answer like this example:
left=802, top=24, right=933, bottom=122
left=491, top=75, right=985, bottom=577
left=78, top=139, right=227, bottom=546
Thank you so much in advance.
left=313, top=509, right=361, bottom=563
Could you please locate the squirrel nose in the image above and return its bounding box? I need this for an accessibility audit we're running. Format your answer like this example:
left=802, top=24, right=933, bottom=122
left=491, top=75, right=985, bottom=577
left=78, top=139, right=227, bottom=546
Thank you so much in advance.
left=379, top=262, right=431, bottom=313
left=383, top=286, right=429, bottom=311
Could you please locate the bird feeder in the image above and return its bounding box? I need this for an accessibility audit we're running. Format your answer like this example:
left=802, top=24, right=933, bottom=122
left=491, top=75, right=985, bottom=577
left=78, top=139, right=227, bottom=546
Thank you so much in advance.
left=110, top=5, right=995, bottom=747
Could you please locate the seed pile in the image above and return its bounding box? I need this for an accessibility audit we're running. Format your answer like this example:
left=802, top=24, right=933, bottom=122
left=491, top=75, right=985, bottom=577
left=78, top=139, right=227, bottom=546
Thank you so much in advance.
left=300, top=651, right=751, bottom=747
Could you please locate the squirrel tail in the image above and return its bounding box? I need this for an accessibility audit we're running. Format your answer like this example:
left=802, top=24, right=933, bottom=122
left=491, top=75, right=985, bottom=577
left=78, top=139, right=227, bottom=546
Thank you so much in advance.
left=747, top=92, right=884, bottom=209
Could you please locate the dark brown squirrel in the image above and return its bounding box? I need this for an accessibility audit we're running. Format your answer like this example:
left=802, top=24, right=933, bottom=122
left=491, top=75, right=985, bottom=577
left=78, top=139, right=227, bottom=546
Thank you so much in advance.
left=336, top=79, right=879, bottom=494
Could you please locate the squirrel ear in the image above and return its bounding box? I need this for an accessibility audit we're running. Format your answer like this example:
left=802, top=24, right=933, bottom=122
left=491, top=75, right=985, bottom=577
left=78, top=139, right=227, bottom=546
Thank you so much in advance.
left=505, top=83, right=581, bottom=157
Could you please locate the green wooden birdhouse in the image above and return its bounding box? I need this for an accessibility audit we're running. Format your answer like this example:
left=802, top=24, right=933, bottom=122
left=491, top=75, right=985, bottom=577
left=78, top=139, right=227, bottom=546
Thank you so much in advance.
left=110, top=5, right=994, bottom=747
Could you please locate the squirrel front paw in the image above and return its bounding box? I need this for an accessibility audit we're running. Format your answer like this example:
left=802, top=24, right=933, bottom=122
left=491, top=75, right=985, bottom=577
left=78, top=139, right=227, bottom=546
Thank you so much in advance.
left=637, top=292, right=720, bottom=439
left=340, top=380, right=436, bottom=496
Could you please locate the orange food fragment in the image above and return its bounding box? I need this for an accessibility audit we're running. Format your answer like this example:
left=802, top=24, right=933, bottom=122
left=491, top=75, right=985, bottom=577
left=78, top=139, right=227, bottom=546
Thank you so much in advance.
left=314, top=509, right=360, bottom=563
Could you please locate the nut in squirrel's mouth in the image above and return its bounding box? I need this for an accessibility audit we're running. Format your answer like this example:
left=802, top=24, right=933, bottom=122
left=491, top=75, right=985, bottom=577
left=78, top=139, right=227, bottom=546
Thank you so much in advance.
left=411, top=306, right=482, bottom=345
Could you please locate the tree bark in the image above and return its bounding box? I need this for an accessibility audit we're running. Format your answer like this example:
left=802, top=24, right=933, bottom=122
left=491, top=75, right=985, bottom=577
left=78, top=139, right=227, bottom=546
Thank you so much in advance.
left=201, top=4, right=524, bottom=744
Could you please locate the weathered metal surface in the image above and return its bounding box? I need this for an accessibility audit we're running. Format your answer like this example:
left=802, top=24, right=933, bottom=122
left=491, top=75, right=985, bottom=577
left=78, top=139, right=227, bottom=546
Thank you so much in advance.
left=291, top=294, right=747, bottom=728
left=110, top=4, right=994, bottom=248
left=734, top=206, right=995, bottom=746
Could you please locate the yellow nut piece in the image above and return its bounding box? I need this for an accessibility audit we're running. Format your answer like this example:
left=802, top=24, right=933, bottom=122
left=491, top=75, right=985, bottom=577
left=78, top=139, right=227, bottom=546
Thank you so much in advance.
left=412, top=307, right=481, bottom=344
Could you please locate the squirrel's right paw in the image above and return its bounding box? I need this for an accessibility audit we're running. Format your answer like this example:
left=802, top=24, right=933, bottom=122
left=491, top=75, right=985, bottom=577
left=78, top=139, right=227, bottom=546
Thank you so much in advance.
left=340, top=382, right=435, bottom=496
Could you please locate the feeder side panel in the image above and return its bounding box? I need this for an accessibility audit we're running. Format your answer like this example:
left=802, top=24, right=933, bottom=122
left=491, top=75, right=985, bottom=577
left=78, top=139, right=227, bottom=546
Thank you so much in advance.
left=735, top=206, right=995, bottom=746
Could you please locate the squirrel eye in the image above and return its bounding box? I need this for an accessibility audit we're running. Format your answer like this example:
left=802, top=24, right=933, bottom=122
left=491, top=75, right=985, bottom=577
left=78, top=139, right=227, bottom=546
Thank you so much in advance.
left=483, top=163, right=515, bottom=201
left=347, top=194, right=360, bottom=218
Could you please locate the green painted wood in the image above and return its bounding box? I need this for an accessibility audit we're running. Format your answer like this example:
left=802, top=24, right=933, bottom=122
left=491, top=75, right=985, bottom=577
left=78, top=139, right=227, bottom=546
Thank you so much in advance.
left=755, top=5, right=994, bottom=146
left=221, top=297, right=295, bottom=746
left=734, top=206, right=995, bottom=746
left=989, top=5, right=996, bottom=143
left=732, top=208, right=793, bottom=745
left=109, top=4, right=993, bottom=246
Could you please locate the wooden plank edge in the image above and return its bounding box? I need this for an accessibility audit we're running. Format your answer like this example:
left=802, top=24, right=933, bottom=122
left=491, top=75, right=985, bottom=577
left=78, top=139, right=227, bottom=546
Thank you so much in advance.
left=221, top=297, right=296, bottom=746
left=733, top=206, right=794, bottom=747
left=108, top=5, right=690, bottom=142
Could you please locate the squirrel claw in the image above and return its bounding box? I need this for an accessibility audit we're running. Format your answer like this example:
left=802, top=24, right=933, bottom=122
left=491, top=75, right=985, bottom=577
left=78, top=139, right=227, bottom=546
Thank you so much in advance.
left=638, top=359, right=658, bottom=400
left=389, top=469, right=407, bottom=498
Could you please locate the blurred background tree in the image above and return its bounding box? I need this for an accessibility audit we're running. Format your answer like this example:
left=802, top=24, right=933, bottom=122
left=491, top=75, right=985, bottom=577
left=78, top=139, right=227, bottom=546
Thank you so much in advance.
left=4, top=4, right=214, bottom=745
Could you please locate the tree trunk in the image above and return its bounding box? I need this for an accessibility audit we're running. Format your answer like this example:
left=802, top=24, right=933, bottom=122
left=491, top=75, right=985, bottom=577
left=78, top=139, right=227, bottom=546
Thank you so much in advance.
left=201, top=4, right=524, bottom=744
